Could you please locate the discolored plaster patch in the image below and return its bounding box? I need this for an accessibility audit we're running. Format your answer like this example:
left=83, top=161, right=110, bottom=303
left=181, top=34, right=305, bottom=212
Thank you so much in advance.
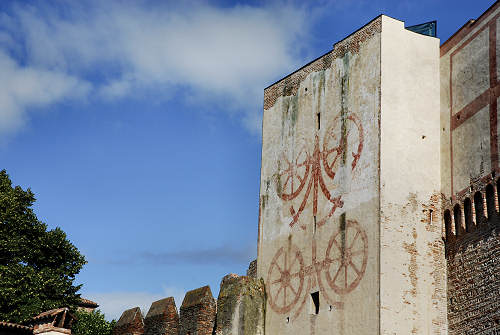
left=403, top=228, right=419, bottom=299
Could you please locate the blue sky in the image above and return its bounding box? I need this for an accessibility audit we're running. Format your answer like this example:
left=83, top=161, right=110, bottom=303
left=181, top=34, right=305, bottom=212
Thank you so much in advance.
left=0, top=0, right=494, bottom=320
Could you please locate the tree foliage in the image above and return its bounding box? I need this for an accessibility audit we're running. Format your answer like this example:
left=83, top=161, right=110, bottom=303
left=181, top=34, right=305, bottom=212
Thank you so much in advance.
left=72, top=310, right=115, bottom=335
left=0, top=170, right=86, bottom=323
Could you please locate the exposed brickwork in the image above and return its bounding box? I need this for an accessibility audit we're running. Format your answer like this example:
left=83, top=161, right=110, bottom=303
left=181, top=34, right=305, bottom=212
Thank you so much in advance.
left=112, top=307, right=144, bottom=335
left=178, top=286, right=216, bottom=335
left=215, top=274, right=265, bottom=335
left=263, top=16, right=381, bottom=110
left=446, top=217, right=500, bottom=335
left=246, top=260, right=257, bottom=278
left=144, top=298, right=178, bottom=335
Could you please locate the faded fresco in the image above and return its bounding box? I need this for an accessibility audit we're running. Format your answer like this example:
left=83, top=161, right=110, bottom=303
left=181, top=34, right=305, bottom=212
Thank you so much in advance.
left=258, top=18, right=381, bottom=335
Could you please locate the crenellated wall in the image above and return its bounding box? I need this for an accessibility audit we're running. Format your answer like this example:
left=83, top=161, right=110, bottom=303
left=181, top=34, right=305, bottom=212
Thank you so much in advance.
left=215, top=274, right=265, bottom=335
left=144, top=298, right=178, bottom=335
left=112, top=269, right=265, bottom=335
left=112, top=307, right=144, bottom=335
left=110, top=3, right=500, bottom=335
left=440, top=2, right=500, bottom=334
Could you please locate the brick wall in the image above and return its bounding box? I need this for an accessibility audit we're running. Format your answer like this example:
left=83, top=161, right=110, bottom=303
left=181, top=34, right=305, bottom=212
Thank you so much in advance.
left=246, top=260, right=257, bottom=278
left=144, top=298, right=178, bottom=335
left=112, top=307, right=144, bottom=335
left=178, top=286, right=216, bottom=335
left=446, top=211, right=500, bottom=334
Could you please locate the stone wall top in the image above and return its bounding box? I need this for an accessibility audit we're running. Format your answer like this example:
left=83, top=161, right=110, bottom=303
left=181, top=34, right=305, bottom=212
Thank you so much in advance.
left=145, top=298, right=176, bottom=319
left=180, top=286, right=214, bottom=309
left=115, top=307, right=142, bottom=328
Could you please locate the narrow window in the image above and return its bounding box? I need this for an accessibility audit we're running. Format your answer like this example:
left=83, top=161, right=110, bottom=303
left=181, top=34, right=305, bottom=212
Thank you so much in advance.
left=453, top=204, right=462, bottom=236
left=474, top=191, right=485, bottom=223
left=317, top=113, right=321, bottom=130
left=486, top=184, right=495, bottom=219
left=310, top=292, right=320, bottom=315
left=444, top=209, right=452, bottom=240
left=464, top=198, right=472, bottom=232
left=313, top=216, right=317, bottom=235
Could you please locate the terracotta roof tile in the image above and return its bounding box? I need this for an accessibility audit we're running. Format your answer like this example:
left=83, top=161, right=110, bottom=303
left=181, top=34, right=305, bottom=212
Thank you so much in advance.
left=79, top=298, right=99, bottom=308
left=0, top=321, right=33, bottom=332
left=31, top=307, right=68, bottom=321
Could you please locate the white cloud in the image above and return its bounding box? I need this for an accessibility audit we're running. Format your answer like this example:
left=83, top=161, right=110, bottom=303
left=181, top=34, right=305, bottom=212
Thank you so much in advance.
left=0, top=1, right=313, bottom=135
left=0, top=50, right=89, bottom=137
left=86, top=287, right=186, bottom=321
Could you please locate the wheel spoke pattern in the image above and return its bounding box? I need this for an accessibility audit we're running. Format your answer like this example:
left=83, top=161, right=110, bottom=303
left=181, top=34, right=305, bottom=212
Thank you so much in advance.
left=322, top=113, right=363, bottom=180
left=277, top=145, right=310, bottom=201
left=324, top=220, right=368, bottom=295
left=267, top=245, right=305, bottom=314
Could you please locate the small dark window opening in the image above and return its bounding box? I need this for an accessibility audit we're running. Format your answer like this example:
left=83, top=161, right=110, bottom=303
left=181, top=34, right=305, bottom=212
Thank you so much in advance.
left=486, top=184, right=495, bottom=219
left=474, top=191, right=485, bottom=223
left=464, top=198, right=472, bottom=232
left=317, top=113, right=321, bottom=130
left=310, top=292, right=320, bottom=314
left=313, top=215, right=317, bottom=235
left=453, top=204, right=462, bottom=236
left=444, top=209, right=451, bottom=240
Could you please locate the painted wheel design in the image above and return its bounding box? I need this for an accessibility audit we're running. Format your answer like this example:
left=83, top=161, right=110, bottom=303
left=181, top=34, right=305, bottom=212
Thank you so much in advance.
left=276, top=145, right=310, bottom=201
left=324, top=220, right=368, bottom=295
left=322, top=113, right=363, bottom=179
left=267, top=245, right=305, bottom=314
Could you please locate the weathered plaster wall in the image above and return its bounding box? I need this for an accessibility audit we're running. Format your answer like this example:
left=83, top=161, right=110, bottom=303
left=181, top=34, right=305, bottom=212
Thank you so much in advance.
left=258, top=17, right=381, bottom=335
left=380, top=16, right=445, bottom=334
left=441, top=3, right=500, bottom=334
left=440, top=3, right=500, bottom=203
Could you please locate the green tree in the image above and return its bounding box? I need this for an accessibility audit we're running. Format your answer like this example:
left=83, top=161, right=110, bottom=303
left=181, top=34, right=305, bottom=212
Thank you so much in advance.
left=0, top=170, right=86, bottom=323
left=72, top=310, right=115, bottom=335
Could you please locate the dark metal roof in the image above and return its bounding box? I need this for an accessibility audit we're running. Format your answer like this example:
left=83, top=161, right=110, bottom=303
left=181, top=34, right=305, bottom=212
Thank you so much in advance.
left=406, top=21, right=437, bottom=37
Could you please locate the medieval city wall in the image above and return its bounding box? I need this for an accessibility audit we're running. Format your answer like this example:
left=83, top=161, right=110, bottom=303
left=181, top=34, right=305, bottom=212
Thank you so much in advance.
left=111, top=4, right=500, bottom=335
left=111, top=270, right=265, bottom=335
left=440, top=2, right=500, bottom=334
left=259, top=16, right=382, bottom=335
left=379, top=17, right=446, bottom=335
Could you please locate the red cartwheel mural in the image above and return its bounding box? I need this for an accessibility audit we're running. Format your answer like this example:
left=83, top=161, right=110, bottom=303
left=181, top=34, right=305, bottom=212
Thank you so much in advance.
left=267, top=111, right=367, bottom=318
left=276, top=112, right=364, bottom=229
left=266, top=220, right=368, bottom=318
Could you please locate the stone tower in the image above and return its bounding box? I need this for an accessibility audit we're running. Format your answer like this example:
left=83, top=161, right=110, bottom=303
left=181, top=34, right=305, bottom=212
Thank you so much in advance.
left=257, top=15, right=446, bottom=334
